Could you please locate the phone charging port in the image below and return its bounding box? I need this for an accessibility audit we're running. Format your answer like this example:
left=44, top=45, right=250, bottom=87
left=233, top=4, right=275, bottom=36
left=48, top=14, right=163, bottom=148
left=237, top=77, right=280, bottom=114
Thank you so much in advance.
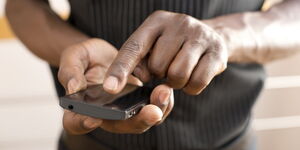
left=68, top=105, right=74, bottom=110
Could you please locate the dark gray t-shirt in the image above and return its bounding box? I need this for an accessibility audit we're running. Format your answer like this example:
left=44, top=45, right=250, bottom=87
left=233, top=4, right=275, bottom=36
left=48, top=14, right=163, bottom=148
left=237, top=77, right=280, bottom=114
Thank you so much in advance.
left=52, top=0, right=266, bottom=149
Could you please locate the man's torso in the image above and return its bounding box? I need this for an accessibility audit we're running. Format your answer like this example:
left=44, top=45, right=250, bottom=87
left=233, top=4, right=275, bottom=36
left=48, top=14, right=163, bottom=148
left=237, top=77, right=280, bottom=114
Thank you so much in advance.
left=54, top=0, right=266, bottom=149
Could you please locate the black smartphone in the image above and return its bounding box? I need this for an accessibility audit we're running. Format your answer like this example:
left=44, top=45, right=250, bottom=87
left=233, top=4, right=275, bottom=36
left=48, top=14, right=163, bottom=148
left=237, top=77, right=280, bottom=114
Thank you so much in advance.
left=59, top=84, right=153, bottom=120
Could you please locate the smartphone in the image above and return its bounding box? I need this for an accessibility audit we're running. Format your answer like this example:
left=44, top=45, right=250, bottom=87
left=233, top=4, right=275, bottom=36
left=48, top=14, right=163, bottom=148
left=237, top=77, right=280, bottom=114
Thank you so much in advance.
left=59, top=84, right=153, bottom=120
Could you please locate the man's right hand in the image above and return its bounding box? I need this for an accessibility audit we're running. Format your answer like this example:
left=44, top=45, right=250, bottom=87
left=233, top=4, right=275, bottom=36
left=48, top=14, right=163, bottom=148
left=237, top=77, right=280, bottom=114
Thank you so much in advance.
left=58, top=38, right=174, bottom=135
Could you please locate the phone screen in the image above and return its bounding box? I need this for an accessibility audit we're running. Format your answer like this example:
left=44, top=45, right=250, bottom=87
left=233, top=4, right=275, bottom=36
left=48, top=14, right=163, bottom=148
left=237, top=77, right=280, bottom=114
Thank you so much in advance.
left=63, top=84, right=153, bottom=111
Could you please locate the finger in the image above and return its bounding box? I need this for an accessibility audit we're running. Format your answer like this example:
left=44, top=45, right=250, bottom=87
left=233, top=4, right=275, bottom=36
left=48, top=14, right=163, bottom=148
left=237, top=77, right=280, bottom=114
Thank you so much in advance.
left=85, top=66, right=143, bottom=87
left=127, top=75, right=144, bottom=86
left=63, top=110, right=103, bottom=135
left=58, top=48, right=89, bottom=94
left=166, top=40, right=208, bottom=89
left=148, top=35, right=185, bottom=78
left=157, top=89, right=174, bottom=125
left=133, top=58, right=152, bottom=82
left=100, top=105, right=163, bottom=134
left=150, top=84, right=172, bottom=113
left=103, top=20, right=163, bottom=94
left=183, top=50, right=227, bottom=95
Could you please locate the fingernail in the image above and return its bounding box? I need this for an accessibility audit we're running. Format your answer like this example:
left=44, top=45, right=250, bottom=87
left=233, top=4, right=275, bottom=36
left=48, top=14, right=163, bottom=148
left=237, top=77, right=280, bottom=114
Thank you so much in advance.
left=104, top=76, right=119, bottom=91
left=159, top=90, right=170, bottom=106
left=84, top=119, right=102, bottom=129
left=133, top=67, right=143, bottom=79
left=67, top=78, right=79, bottom=94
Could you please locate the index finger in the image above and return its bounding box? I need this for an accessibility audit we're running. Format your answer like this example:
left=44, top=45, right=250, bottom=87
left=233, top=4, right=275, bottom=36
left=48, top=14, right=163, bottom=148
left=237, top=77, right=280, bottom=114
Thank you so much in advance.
left=103, top=21, right=162, bottom=94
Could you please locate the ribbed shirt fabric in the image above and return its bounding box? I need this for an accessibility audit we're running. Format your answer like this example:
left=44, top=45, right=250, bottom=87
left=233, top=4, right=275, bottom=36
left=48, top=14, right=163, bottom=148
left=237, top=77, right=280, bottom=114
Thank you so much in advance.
left=52, top=0, right=266, bottom=149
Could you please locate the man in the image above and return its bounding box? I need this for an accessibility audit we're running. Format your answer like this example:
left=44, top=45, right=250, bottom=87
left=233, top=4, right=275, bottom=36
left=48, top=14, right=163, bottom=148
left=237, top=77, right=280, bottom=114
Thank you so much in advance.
left=5, top=0, right=300, bottom=149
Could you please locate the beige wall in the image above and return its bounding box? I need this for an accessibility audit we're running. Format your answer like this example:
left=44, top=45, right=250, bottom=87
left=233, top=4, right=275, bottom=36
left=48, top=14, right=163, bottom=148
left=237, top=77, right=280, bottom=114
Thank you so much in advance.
left=0, top=1, right=68, bottom=150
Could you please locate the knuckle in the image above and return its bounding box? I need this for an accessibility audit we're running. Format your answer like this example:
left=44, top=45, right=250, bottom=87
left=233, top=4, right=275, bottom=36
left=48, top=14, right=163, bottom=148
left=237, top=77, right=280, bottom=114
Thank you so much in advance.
left=222, top=62, right=228, bottom=70
left=206, top=53, right=228, bottom=74
left=150, top=10, right=172, bottom=18
left=114, top=40, right=145, bottom=75
left=198, top=79, right=210, bottom=88
left=179, top=14, right=192, bottom=28
left=207, top=47, right=228, bottom=68
left=189, top=39, right=208, bottom=49
left=69, top=65, right=83, bottom=74
left=151, top=10, right=165, bottom=16
left=178, top=14, right=197, bottom=30
left=189, top=39, right=204, bottom=47
left=122, top=40, right=144, bottom=56
left=147, top=10, right=173, bottom=27
left=211, top=35, right=228, bottom=52
left=148, top=61, right=165, bottom=77
left=218, top=60, right=227, bottom=73
left=190, top=78, right=210, bottom=90
left=168, top=68, right=188, bottom=81
left=147, top=10, right=166, bottom=22
left=114, top=58, right=130, bottom=70
left=109, top=61, right=129, bottom=78
left=180, top=14, right=192, bottom=24
left=212, top=39, right=224, bottom=51
left=150, top=68, right=164, bottom=77
left=206, top=51, right=223, bottom=62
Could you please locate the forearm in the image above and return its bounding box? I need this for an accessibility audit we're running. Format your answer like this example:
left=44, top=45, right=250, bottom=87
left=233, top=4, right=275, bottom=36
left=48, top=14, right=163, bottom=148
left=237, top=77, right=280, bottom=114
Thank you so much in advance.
left=206, top=0, right=300, bottom=64
left=5, top=0, right=89, bottom=66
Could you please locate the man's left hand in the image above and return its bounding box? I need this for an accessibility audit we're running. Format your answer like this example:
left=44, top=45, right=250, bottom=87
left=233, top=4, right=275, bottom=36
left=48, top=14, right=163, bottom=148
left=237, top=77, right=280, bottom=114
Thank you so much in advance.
left=103, top=10, right=228, bottom=95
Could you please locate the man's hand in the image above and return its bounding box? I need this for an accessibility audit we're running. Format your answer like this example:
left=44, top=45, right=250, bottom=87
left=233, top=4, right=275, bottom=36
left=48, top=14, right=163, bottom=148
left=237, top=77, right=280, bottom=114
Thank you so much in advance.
left=103, top=10, right=228, bottom=95
left=58, top=38, right=174, bottom=135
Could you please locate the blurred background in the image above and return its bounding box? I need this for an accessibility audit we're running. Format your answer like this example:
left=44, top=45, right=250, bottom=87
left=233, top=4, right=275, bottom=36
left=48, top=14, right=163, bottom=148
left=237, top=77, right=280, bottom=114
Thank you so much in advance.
left=0, top=0, right=300, bottom=150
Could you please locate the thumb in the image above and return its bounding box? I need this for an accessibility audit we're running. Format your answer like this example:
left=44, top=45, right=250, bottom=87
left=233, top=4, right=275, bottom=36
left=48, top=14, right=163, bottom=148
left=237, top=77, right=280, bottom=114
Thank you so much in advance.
left=58, top=47, right=89, bottom=94
left=150, top=84, right=172, bottom=113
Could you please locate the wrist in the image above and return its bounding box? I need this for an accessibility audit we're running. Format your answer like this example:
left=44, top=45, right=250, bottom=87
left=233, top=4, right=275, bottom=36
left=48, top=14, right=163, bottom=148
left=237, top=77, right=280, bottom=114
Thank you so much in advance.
left=203, top=12, right=261, bottom=63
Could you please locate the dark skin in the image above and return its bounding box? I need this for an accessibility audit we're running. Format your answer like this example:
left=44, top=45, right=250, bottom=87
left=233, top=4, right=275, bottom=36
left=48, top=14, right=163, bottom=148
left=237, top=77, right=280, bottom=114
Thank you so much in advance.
left=58, top=39, right=174, bottom=134
left=103, top=10, right=228, bottom=95
left=6, top=0, right=300, bottom=134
